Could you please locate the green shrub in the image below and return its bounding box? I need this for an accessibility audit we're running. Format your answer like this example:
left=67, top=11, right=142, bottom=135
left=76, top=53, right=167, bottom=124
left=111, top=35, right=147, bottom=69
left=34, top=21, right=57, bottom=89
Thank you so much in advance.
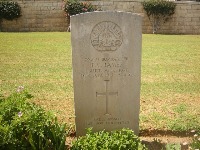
left=142, top=0, right=176, bottom=34
left=0, top=87, right=69, bottom=150
left=190, top=130, right=200, bottom=149
left=64, top=0, right=97, bottom=16
left=71, top=128, right=147, bottom=150
left=0, top=1, right=21, bottom=20
left=165, top=143, right=181, bottom=150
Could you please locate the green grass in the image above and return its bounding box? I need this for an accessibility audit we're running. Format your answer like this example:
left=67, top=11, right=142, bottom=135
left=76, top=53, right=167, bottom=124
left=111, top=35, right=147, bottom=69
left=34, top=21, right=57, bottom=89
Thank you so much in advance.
left=141, top=35, right=200, bottom=131
left=0, top=33, right=200, bottom=132
left=0, top=33, right=73, bottom=122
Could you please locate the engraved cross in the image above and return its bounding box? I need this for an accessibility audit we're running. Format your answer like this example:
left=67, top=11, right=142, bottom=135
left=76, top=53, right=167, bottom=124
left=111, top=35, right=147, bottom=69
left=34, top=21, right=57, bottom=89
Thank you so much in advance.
left=96, top=80, right=118, bottom=115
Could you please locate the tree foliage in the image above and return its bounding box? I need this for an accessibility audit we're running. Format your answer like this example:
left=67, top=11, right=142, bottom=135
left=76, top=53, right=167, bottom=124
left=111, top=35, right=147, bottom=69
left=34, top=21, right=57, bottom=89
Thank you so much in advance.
left=142, top=0, right=176, bottom=34
left=64, top=0, right=98, bottom=16
left=0, top=1, right=21, bottom=20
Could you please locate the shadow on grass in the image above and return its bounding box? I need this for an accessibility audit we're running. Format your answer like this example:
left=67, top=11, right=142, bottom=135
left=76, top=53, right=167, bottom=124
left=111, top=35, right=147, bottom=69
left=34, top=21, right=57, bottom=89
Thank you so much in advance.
left=140, top=129, right=193, bottom=150
left=139, top=129, right=194, bottom=137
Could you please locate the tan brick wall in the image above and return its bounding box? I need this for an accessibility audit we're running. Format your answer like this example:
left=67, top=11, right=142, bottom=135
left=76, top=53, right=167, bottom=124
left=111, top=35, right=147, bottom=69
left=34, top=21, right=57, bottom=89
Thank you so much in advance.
left=1, top=0, right=200, bottom=34
left=91, top=0, right=200, bottom=34
left=1, top=0, right=68, bottom=32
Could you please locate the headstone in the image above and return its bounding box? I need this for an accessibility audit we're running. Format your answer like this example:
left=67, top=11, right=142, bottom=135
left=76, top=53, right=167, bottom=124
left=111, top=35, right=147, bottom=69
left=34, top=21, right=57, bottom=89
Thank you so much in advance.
left=71, top=11, right=142, bottom=136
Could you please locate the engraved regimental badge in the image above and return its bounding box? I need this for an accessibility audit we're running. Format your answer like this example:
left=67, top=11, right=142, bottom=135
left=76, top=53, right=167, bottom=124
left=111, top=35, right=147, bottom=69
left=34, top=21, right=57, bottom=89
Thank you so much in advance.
left=91, top=21, right=123, bottom=51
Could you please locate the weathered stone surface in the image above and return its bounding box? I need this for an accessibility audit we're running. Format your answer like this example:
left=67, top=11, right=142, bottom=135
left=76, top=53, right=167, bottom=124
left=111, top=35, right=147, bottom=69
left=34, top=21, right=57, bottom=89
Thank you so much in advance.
left=71, top=11, right=142, bottom=136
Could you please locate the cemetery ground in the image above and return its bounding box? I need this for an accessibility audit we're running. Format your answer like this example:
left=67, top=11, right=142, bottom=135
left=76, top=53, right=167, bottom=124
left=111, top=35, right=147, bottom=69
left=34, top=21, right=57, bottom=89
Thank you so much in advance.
left=0, top=32, right=200, bottom=149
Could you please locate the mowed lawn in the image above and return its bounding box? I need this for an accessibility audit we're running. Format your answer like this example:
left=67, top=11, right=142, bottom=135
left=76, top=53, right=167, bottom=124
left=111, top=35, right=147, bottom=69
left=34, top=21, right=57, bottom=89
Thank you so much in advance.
left=0, top=33, right=199, bottom=132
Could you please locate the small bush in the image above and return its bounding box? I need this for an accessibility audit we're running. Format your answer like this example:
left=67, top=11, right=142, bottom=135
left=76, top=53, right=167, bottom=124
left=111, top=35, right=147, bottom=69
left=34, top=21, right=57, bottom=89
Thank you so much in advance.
left=71, top=128, right=147, bottom=150
left=0, top=1, right=21, bottom=20
left=64, top=0, right=98, bottom=16
left=0, top=87, right=69, bottom=150
left=142, top=0, right=176, bottom=33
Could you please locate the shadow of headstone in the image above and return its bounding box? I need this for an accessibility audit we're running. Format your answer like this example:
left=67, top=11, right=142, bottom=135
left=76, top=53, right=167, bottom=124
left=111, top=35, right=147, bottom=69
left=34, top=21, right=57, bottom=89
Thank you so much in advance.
left=142, top=140, right=166, bottom=150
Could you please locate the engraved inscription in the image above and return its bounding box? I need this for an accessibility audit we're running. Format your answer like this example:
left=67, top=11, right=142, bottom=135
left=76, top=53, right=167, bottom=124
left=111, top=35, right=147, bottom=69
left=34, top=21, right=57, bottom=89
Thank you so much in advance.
left=80, top=56, right=134, bottom=78
left=86, top=117, right=130, bottom=126
left=91, top=21, right=123, bottom=51
left=96, top=80, right=118, bottom=115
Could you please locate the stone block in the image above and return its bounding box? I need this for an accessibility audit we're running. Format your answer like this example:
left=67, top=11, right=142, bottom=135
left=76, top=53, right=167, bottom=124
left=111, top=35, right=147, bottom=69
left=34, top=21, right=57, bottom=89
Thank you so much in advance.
left=180, top=5, right=192, bottom=10
left=192, top=17, right=199, bottom=21
left=101, top=6, right=114, bottom=11
left=52, top=2, right=58, bottom=7
left=91, top=1, right=104, bottom=6
left=19, top=28, right=30, bottom=32
left=103, top=1, right=113, bottom=6
left=71, top=11, right=142, bottom=136
left=43, top=3, right=53, bottom=7
left=192, top=4, right=200, bottom=10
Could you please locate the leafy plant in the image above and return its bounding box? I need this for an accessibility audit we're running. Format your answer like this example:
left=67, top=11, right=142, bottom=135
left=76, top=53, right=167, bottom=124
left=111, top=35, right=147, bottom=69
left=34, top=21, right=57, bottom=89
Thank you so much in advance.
left=0, top=87, right=69, bottom=150
left=0, top=1, right=21, bottom=20
left=166, top=143, right=181, bottom=150
left=71, top=128, right=147, bottom=150
left=0, top=1, right=21, bottom=31
left=142, top=0, right=176, bottom=34
left=190, top=130, right=200, bottom=149
left=64, top=0, right=97, bottom=16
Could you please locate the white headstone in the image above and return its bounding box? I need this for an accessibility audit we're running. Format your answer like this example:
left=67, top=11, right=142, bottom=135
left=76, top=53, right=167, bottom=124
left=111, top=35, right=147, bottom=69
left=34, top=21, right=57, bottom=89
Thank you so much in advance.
left=71, top=11, right=142, bottom=136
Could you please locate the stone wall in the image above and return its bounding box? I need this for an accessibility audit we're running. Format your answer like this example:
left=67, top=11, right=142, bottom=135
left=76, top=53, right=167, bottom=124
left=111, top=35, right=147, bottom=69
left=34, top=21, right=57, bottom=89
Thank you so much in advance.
left=91, top=0, right=200, bottom=34
left=1, top=0, right=68, bottom=32
left=1, top=0, right=200, bottom=34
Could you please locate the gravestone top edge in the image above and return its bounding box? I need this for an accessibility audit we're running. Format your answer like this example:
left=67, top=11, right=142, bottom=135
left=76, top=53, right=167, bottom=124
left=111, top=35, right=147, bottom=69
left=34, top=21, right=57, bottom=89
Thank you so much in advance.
left=70, top=11, right=142, bottom=18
